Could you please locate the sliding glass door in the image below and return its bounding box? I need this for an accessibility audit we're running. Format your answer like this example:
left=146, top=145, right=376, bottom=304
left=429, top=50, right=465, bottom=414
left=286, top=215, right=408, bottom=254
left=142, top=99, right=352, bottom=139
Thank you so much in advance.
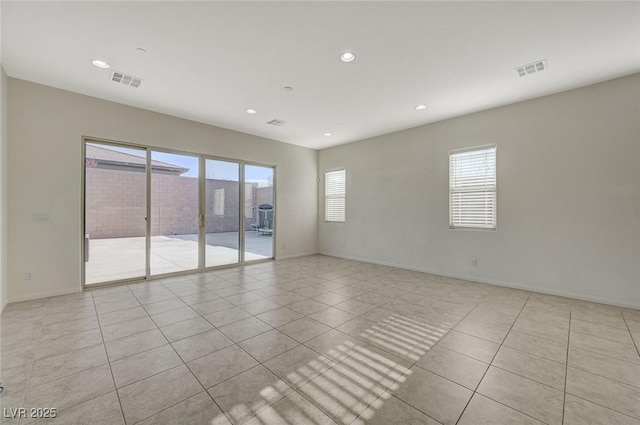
left=83, top=140, right=275, bottom=287
left=244, top=164, right=274, bottom=261
left=84, top=142, right=147, bottom=285
left=150, top=151, right=200, bottom=275
left=205, top=159, right=241, bottom=267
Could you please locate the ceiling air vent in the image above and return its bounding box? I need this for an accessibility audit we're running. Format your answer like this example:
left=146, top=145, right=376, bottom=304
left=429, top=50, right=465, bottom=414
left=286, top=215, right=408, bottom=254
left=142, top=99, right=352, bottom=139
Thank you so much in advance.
left=111, top=70, right=143, bottom=88
left=266, top=119, right=287, bottom=127
left=515, top=59, right=547, bottom=77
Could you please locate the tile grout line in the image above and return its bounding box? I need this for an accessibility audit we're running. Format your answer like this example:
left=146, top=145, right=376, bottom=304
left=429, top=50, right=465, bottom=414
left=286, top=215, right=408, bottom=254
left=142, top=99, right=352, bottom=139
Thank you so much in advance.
left=24, top=300, right=141, bottom=424
left=561, top=309, right=572, bottom=425
left=414, top=286, right=506, bottom=422
left=26, top=340, right=106, bottom=367
left=505, top=324, right=640, bottom=369
left=348, top=287, right=496, bottom=425
left=454, top=291, right=531, bottom=425
left=405, top=302, right=573, bottom=393
left=567, top=326, right=635, bottom=344
left=563, top=344, right=640, bottom=370
left=182, top=342, right=270, bottom=425
left=6, top=259, right=639, bottom=425
left=2, top=283, right=465, bottom=424
left=562, top=392, right=640, bottom=422
left=183, top=271, right=392, bottom=424
left=13, top=297, right=54, bottom=425
left=487, top=339, right=565, bottom=365
left=91, top=289, right=128, bottom=425
left=355, top=284, right=480, bottom=423
left=121, top=364, right=206, bottom=425
left=108, top=280, right=340, bottom=369
left=295, top=367, right=386, bottom=424
left=621, top=313, right=640, bottom=358
left=124, top=311, right=227, bottom=425
left=287, top=300, right=410, bottom=420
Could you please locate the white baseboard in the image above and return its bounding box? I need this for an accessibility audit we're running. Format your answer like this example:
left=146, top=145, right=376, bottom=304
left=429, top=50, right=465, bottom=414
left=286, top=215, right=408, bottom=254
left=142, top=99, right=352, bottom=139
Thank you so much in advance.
left=275, top=251, right=320, bottom=261
left=319, top=251, right=640, bottom=310
left=8, top=287, right=82, bottom=304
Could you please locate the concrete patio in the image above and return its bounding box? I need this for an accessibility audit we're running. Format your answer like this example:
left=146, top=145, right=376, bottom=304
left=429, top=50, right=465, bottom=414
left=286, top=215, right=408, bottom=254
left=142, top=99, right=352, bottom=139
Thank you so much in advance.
left=85, top=231, right=273, bottom=285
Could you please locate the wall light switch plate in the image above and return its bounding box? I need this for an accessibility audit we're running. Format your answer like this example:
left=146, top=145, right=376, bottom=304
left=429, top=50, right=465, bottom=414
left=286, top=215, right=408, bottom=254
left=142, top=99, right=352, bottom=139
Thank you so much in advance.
left=32, top=212, right=50, bottom=222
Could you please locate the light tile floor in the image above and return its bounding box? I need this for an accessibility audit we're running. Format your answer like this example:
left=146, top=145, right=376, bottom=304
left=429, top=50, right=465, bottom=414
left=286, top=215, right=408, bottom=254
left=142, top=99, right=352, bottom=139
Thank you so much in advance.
left=1, top=255, right=639, bottom=425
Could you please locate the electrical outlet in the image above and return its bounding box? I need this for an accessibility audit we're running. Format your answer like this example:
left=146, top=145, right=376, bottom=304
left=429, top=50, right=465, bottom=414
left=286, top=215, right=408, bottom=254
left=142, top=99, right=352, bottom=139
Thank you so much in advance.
left=24, top=272, right=33, bottom=281
left=471, top=257, right=478, bottom=267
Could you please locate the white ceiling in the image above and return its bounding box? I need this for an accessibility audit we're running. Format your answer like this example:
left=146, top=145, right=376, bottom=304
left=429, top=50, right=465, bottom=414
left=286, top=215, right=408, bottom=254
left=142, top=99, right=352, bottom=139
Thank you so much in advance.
left=2, top=1, right=639, bottom=149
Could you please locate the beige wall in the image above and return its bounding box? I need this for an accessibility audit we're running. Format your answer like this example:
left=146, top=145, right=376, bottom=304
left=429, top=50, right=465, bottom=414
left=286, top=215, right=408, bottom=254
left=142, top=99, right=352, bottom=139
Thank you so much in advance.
left=7, top=78, right=318, bottom=302
left=1, top=67, right=7, bottom=312
left=319, top=73, right=640, bottom=308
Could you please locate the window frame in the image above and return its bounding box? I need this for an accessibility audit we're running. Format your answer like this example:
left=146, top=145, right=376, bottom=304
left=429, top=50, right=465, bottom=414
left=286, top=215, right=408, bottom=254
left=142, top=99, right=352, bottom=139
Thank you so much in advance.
left=325, top=168, right=346, bottom=223
left=449, top=144, right=497, bottom=231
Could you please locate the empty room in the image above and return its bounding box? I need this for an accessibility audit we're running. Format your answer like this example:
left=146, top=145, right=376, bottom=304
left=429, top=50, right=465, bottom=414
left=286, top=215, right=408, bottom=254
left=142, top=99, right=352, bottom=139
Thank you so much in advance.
left=0, top=1, right=639, bottom=424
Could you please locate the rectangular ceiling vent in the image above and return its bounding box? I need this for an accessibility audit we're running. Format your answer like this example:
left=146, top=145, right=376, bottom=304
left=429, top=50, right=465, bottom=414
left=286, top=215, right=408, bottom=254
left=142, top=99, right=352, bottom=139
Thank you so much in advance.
left=515, top=59, right=547, bottom=77
left=111, top=70, right=143, bottom=88
left=266, top=119, right=287, bottom=127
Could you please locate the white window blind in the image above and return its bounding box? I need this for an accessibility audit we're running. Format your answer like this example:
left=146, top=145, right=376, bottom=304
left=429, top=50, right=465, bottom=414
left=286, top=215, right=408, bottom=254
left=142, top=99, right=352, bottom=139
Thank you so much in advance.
left=325, top=169, right=346, bottom=222
left=449, top=145, right=496, bottom=230
left=213, top=189, right=225, bottom=216
left=244, top=183, right=254, bottom=219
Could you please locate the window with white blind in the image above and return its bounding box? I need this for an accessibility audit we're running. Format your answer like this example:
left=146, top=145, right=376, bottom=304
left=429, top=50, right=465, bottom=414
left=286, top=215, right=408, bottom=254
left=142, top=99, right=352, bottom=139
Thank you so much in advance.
left=325, top=169, right=346, bottom=222
left=213, top=188, right=225, bottom=216
left=449, top=145, right=496, bottom=230
left=244, top=183, right=254, bottom=219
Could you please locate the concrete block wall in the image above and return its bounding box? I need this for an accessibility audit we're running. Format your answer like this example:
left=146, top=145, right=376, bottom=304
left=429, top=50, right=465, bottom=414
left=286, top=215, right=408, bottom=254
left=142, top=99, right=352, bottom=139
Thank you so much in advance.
left=85, top=168, right=273, bottom=238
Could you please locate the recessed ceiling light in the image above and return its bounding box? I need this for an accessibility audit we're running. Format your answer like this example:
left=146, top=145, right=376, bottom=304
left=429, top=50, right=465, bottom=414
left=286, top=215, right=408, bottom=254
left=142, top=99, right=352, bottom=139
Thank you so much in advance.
left=340, top=52, right=356, bottom=63
left=415, top=105, right=427, bottom=111
left=247, top=109, right=257, bottom=114
left=324, top=133, right=332, bottom=137
left=136, top=48, right=147, bottom=54
left=91, top=59, right=110, bottom=69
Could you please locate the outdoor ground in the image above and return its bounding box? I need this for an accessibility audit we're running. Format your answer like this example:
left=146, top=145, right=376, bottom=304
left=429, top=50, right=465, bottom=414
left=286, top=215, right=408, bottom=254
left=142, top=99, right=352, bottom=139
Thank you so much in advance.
left=85, top=231, right=273, bottom=284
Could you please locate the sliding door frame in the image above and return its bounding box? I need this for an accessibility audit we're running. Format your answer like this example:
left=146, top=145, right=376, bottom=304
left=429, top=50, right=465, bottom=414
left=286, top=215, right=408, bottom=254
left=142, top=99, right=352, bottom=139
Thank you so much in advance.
left=81, top=136, right=149, bottom=289
left=200, top=155, right=277, bottom=269
left=148, top=146, right=202, bottom=278
left=202, top=155, right=243, bottom=268
left=81, top=136, right=276, bottom=290
left=242, top=161, right=277, bottom=265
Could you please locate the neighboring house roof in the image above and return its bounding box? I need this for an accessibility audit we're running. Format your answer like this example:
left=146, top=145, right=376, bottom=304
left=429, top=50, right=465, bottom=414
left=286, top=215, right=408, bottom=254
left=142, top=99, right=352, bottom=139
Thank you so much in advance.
left=86, top=144, right=189, bottom=174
